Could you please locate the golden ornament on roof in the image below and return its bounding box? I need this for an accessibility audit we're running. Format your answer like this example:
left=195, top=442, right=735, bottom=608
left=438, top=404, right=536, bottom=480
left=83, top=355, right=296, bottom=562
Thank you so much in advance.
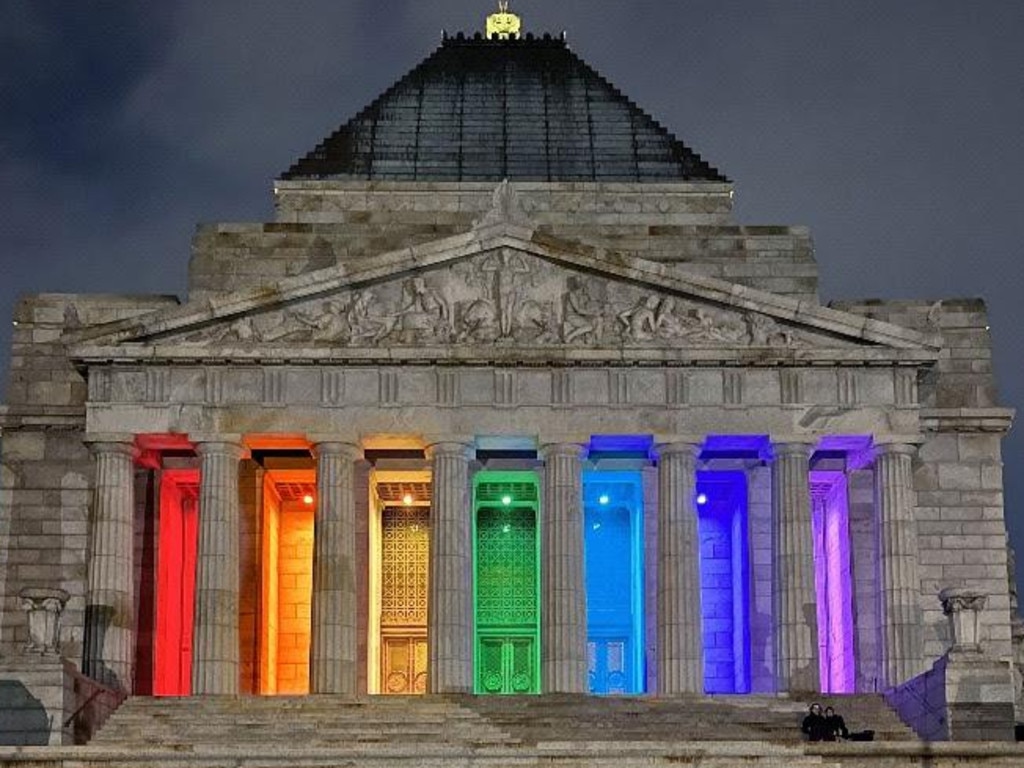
left=486, top=1, right=522, bottom=39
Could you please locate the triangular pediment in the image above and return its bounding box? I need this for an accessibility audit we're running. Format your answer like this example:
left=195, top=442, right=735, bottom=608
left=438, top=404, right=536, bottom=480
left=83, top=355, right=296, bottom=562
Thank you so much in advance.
left=66, top=214, right=939, bottom=366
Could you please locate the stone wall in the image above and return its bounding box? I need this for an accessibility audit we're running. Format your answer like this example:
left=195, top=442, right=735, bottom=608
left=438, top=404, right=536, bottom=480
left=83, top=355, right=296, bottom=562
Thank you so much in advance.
left=833, top=299, right=1014, bottom=668
left=188, top=181, right=817, bottom=302
left=0, top=294, right=176, bottom=658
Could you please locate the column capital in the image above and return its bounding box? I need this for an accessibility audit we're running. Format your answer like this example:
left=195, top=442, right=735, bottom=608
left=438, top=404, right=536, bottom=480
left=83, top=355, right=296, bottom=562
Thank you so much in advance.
left=310, top=439, right=362, bottom=459
left=770, top=440, right=815, bottom=458
left=873, top=441, right=919, bottom=458
left=654, top=441, right=702, bottom=459
left=83, top=434, right=138, bottom=458
left=939, top=587, right=987, bottom=616
left=192, top=438, right=246, bottom=460
left=425, top=441, right=472, bottom=460
left=539, top=442, right=585, bottom=460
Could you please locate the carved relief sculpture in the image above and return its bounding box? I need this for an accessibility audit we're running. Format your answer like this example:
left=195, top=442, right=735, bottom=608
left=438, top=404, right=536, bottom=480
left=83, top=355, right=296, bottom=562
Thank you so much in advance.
left=175, top=252, right=819, bottom=350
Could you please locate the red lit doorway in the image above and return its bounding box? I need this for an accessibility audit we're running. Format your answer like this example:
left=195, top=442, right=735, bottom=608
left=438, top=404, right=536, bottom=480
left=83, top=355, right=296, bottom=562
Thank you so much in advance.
left=153, top=469, right=199, bottom=696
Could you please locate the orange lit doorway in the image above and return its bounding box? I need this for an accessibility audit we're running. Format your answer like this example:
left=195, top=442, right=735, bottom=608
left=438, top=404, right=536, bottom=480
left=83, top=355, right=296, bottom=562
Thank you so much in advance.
left=259, top=469, right=315, bottom=695
left=369, top=472, right=430, bottom=694
left=153, top=470, right=199, bottom=696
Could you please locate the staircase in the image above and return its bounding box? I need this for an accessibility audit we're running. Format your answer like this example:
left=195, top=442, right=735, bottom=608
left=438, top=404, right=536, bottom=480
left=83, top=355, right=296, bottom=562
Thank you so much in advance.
left=2, top=693, right=1022, bottom=768
left=81, top=695, right=842, bottom=767
left=457, top=692, right=917, bottom=743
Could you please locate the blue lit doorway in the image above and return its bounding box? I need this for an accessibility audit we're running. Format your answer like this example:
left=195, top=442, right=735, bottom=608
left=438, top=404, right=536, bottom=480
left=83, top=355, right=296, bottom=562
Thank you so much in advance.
left=583, top=470, right=645, bottom=694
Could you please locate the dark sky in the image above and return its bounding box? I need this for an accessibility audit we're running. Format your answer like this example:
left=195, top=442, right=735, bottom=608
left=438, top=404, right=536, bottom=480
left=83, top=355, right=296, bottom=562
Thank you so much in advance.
left=2, top=2, right=1022, bottom=601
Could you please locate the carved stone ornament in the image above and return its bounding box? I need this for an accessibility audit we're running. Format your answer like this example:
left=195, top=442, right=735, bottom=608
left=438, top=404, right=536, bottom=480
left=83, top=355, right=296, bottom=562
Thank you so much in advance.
left=473, top=178, right=532, bottom=229
left=939, top=587, right=987, bottom=652
left=19, top=587, right=70, bottom=655
left=177, top=252, right=822, bottom=350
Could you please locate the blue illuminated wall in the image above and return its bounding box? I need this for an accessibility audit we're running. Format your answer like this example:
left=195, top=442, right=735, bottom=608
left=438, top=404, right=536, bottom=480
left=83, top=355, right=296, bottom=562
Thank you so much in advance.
left=696, top=471, right=751, bottom=694
left=583, top=470, right=645, bottom=694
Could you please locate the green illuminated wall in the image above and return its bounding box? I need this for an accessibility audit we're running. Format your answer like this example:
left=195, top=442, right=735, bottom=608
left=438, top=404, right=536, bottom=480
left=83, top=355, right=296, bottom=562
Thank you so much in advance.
left=472, top=471, right=541, bottom=694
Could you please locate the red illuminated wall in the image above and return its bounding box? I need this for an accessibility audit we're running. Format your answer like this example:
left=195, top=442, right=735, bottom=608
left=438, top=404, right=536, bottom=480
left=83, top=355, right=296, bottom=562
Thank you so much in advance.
left=153, top=469, right=199, bottom=696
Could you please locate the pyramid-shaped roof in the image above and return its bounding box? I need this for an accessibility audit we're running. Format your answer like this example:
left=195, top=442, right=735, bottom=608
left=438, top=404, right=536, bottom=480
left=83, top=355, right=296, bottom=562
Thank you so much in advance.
left=282, top=34, right=726, bottom=183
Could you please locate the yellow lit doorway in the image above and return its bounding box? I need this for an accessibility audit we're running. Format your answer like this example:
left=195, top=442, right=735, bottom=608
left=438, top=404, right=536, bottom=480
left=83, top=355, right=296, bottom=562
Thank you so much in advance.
left=369, top=472, right=431, bottom=694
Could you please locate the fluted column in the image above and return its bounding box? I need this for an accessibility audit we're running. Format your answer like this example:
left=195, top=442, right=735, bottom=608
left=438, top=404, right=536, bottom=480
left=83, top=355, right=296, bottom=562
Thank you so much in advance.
left=83, top=436, right=137, bottom=691
left=309, top=440, right=361, bottom=694
left=772, top=441, right=820, bottom=692
left=875, top=442, right=923, bottom=686
left=191, top=439, right=245, bottom=695
left=426, top=442, right=473, bottom=693
left=656, top=442, right=703, bottom=694
left=540, top=443, right=587, bottom=693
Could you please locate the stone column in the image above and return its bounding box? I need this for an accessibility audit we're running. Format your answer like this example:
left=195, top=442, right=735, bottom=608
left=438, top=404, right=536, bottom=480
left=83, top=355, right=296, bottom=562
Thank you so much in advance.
left=876, top=443, right=923, bottom=685
left=656, top=442, right=703, bottom=695
left=83, top=436, right=137, bottom=691
left=191, top=439, right=245, bottom=695
left=540, top=443, right=587, bottom=693
left=426, top=442, right=474, bottom=693
left=771, top=441, right=820, bottom=692
left=309, top=440, right=361, bottom=694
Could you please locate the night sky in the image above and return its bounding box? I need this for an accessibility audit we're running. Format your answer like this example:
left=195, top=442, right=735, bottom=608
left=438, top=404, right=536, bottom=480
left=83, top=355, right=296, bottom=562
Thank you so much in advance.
left=2, top=2, right=1022, bottom=602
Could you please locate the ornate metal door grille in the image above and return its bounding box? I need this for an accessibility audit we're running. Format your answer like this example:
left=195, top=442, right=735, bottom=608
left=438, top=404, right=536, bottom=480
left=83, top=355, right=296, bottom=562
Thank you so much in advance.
left=475, top=504, right=539, bottom=693
left=476, top=507, right=537, bottom=627
left=380, top=506, right=429, bottom=694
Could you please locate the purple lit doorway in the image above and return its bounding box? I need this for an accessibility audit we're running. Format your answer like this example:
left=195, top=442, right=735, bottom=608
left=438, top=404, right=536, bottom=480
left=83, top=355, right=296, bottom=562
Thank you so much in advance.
left=810, top=471, right=856, bottom=693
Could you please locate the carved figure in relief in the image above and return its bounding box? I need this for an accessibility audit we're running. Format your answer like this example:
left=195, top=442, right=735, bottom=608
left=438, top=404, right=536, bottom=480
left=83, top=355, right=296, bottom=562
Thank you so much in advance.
left=347, top=290, right=391, bottom=343
left=652, top=297, right=696, bottom=340
left=392, top=277, right=451, bottom=343
left=561, top=276, right=600, bottom=344
left=294, top=299, right=349, bottom=342
left=222, top=316, right=258, bottom=342
left=480, top=250, right=530, bottom=338
left=456, top=298, right=498, bottom=342
left=251, top=311, right=305, bottom=343
left=516, top=299, right=558, bottom=343
left=747, top=313, right=798, bottom=347
left=618, top=295, right=661, bottom=341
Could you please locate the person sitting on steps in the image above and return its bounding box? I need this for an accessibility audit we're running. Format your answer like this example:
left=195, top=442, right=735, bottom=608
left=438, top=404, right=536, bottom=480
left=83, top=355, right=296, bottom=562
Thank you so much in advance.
left=823, top=706, right=849, bottom=741
left=801, top=703, right=827, bottom=742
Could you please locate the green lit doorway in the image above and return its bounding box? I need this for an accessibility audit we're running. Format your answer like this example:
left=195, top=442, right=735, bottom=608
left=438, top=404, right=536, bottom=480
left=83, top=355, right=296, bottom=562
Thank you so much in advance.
left=473, top=472, right=541, bottom=694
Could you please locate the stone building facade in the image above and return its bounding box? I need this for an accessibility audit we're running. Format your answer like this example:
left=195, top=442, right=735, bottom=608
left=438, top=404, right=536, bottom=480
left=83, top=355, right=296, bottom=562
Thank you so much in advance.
left=0, top=13, right=1019, bottom=744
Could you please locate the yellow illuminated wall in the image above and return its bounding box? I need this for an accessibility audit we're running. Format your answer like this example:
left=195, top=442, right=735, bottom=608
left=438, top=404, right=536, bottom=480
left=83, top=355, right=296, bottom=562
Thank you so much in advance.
left=260, top=472, right=314, bottom=695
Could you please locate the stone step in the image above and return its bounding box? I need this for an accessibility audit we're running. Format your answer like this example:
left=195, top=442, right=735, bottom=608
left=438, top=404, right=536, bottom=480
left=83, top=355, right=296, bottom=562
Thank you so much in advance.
left=91, top=693, right=916, bottom=753
left=0, top=741, right=844, bottom=767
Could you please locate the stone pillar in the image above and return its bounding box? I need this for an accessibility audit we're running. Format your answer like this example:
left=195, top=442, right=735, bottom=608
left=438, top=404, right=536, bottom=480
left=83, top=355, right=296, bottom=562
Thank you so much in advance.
left=655, top=442, right=703, bottom=695
left=771, top=441, right=820, bottom=692
left=939, top=588, right=986, bottom=653
left=540, top=443, right=587, bottom=693
left=875, top=443, right=923, bottom=686
left=20, top=588, right=70, bottom=656
left=83, top=436, right=137, bottom=691
left=191, top=439, right=245, bottom=695
left=426, top=442, right=474, bottom=693
left=309, top=440, right=361, bottom=694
